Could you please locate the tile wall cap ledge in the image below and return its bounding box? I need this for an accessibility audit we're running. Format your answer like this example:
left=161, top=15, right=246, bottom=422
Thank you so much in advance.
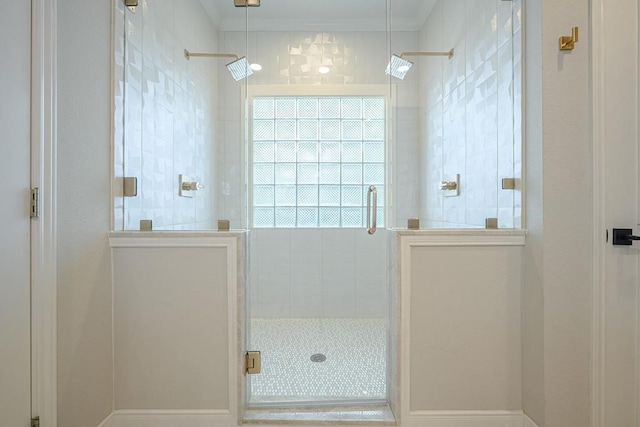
left=109, top=230, right=248, bottom=239
left=392, top=228, right=527, bottom=237
left=393, top=228, right=527, bottom=246
left=108, top=230, right=248, bottom=248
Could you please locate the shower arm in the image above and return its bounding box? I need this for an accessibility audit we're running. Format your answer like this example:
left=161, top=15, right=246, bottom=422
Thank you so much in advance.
left=184, top=49, right=239, bottom=60
left=400, top=48, right=455, bottom=60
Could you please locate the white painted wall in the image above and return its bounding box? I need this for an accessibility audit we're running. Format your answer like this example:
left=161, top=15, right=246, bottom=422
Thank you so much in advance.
left=112, top=246, right=230, bottom=410
left=106, top=231, right=524, bottom=426
left=407, top=243, right=522, bottom=411
left=0, top=2, right=32, bottom=426
left=522, top=0, right=545, bottom=422
left=419, top=0, right=522, bottom=229
left=57, top=1, right=114, bottom=426
left=114, top=0, right=218, bottom=231
left=523, top=0, right=592, bottom=425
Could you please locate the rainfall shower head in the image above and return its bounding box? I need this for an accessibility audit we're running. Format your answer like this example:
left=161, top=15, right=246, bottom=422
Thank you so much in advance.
left=386, top=54, right=413, bottom=80
left=386, top=49, right=455, bottom=80
left=225, top=56, right=253, bottom=81
left=184, top=49, right=254, bottom=81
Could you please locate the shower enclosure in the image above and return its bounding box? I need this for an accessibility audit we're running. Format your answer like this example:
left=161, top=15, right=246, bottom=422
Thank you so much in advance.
left=113, top=0, right=521, bottom=420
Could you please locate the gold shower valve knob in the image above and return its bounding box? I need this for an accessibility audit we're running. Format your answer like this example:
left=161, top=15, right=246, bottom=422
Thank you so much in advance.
left=181, top=181, right=204, bottom=191
left=439, top=181, right=458, bottom=191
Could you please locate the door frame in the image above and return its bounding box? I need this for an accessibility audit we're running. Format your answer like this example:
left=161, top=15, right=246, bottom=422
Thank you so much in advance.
left=591, top=0, right=640, bottom=425
left=30, top=0, right=58, bottom=425
left=591, top=0, right=606, bottom=424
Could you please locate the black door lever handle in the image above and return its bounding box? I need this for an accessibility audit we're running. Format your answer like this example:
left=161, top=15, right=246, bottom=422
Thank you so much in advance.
left=612, top=228, right=640, bottom=245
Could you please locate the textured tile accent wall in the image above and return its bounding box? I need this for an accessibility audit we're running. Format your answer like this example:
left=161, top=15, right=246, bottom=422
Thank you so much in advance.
left=419, top=0, right=522, bottom=228
left=114, top=0, right=217, bottom=230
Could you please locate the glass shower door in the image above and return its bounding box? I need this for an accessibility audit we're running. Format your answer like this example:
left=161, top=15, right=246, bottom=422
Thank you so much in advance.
left=241, top=0, right=392, bottom=408
left=246, top=93, right=390, bottom=405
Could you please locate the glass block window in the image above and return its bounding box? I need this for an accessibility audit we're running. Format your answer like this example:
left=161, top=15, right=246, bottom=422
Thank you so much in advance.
left=252, top=96, right=385, bottom=228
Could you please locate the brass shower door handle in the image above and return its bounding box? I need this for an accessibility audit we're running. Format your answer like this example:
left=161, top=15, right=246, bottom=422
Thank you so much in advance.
left=367, top=185, right=377, bottom=235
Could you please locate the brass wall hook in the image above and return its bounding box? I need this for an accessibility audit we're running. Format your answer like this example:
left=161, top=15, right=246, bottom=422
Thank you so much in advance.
left=559, top=27, right=579, bottom=50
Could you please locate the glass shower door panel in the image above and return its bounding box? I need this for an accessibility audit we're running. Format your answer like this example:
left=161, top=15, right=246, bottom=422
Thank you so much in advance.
left=391, top=0, right=522, bottom=229
left=114, top=1, right=126, bottom=230
left=115, top=0, right=240, bottom=230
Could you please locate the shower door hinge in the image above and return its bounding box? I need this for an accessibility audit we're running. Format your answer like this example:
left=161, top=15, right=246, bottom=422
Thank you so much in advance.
left=124, top=0, right=138, bottom=13
left=123, top=177, right=138, bottom=197
left=31, top=416, right=40, bottom=427
left=245, top=351, right=261, bottom=374
left=234, top=0, right=260, bottom=7
left=30, top=187, right=39, bottom=218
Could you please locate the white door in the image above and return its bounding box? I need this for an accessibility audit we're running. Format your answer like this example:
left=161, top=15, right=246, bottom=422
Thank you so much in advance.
left=0, top=1, right=33, bottom=426
left=596, top=0, right=640, bottom=425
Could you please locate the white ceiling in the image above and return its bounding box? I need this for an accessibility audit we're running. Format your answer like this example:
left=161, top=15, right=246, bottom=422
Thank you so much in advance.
left=200, top=0, right=436, bottom=32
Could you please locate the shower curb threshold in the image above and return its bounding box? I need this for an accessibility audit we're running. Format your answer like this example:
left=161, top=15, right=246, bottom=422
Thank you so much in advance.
left=242, top=404, right=396, bottom=425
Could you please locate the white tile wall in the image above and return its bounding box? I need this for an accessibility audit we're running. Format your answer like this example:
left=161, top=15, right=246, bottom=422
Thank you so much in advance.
left=354, top=230, right=388, bottom=317
left=290, top=230, right=323, bottom=317
left=250, top=229, right=388, bottom=319
left=114, top=0, right=218, bottom=230
left=390, top=32, right=422, bottom=228
left=216, top=32, right=246, bottom=229
left=420, top=0, right=522, bottom=228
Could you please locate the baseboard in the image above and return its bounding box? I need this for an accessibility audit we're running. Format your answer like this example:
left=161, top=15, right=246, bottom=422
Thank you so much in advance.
left=98, top=410, right=235, bottom=427
left=98, top=410, right=538, bottom=427
left=403, top=410, right=524, bottom=427
left=96, top=412, right=114, bottom=427
left=523, top=414, right=540, bottom=427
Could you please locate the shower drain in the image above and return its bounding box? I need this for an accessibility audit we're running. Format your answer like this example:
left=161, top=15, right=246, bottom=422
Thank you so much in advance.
left=310, top=353, right=327, bottom=363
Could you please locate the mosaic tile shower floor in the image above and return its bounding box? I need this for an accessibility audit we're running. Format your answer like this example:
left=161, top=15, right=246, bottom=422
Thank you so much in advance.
left=248, top=318, right=387, bottom=404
